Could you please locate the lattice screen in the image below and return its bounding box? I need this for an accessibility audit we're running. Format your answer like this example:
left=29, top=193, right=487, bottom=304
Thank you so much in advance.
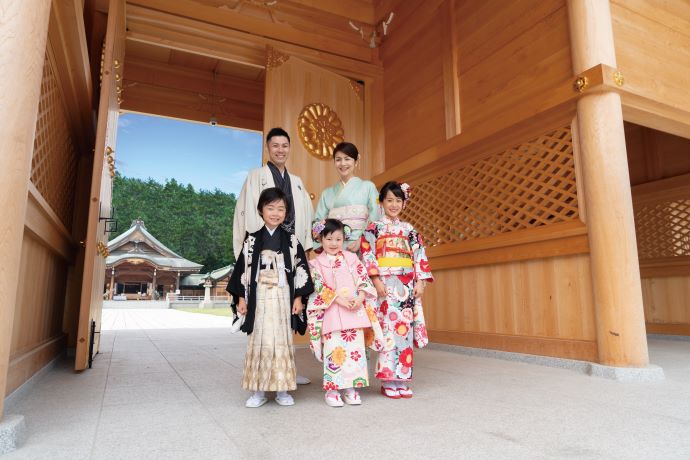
left=634, top=200, right=690, bottom=259
left=30, top=51, right=79, bottom=230
left=402, top=127, right=578, bottom=246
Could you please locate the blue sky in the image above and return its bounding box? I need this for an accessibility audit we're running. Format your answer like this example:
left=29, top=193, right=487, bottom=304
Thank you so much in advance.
left=115, top=113, right=262, bottom=196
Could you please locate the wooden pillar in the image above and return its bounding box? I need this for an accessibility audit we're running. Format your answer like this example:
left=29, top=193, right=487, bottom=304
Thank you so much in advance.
left=568, top=0, right=649, bottom=366
left=152, top=269, right=157, bottom=298
left=109, top=269, right=115, bottom=300
left=176, top=271, right=180, bottom=292
left=0, top=0, right=52, bottom=417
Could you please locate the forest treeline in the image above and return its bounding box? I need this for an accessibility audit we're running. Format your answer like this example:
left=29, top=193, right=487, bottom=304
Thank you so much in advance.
left=111, top=174, right=236, bottom=272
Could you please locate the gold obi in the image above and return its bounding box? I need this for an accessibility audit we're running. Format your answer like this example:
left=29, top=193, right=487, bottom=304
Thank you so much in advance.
left=376, top=234, right=413, bottom=268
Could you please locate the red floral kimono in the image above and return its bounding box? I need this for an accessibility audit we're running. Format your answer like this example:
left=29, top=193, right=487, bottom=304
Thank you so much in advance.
left=361, top=216, right=433, bottom=381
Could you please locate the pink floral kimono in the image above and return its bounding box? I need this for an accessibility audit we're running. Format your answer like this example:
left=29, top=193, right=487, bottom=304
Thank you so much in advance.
left=306, top=250, right=385, bottom=391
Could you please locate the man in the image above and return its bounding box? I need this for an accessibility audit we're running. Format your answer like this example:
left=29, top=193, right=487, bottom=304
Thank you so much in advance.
left=233, top=127, right=314, bottom=260
left=233, top=127, right=314, bottom=385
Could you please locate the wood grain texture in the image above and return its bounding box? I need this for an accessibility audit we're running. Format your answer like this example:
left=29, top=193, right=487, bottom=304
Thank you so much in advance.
left=425, top=254, right=597, bottom=342
left=75, top=0, right=125, bottom=370
left=263, top=51, right=366, bottom=201
left=8, top=233, right=69, bottom=395
left=642, top=276, right=690, bottom=332
left=379, top=0, right=447, bottom=166
left=456, top=0, right=572, bottom=133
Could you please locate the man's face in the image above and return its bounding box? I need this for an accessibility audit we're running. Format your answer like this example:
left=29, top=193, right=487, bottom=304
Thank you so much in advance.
left=267, top=135, right=290, bottom=168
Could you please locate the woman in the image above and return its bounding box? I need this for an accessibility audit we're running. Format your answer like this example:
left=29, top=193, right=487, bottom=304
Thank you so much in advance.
left=314, top=142, right=380, bottom=252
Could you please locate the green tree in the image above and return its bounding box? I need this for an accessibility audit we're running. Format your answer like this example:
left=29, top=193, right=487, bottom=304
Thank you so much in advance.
left=111, top=173, right=236, bottom=271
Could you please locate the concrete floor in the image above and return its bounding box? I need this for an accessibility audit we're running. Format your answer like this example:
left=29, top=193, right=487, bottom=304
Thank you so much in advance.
left=4, top=309, right=690, bottom=459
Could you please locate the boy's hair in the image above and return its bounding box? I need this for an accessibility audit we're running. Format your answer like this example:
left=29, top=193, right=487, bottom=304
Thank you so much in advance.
left=266, top=127, right=290, bottom=144
left=379, top=181, right=406, bottom=203
left=332, top=142, right=359, bottom=161
left=321, top=218, right=346, bottom=238
left=257, top=187, right=290, bottom=216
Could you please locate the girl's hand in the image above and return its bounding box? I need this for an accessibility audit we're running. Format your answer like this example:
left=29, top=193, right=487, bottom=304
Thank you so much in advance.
left=373, top=277, right=386, bottom=298
left=413, top=280, right=426, bottom=298
left=346, top=239, right=360, bottom=252
left=335, top=296, right=352, bottom=308
left=351, top=293, right=365, bottom=310
left=292, top=298, right=303, bottom=315
left=237, top=298, right=248, bottom=315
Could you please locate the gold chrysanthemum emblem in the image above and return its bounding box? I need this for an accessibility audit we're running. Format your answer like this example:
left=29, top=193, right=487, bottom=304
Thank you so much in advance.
left=297, top=103, right=345, bottom=160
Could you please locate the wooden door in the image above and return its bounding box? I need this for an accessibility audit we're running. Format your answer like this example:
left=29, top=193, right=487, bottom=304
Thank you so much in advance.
left=75, top=0, right=125, bottom=370
left=263, top=47, right=368, bottom=200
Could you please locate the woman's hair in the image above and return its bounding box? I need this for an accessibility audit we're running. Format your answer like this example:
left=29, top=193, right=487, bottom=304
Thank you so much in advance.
left=266, top=127, right=290, bottom=144
left=379, top=181, right=406, bottom=203
left=332, top=142, right=359, bottom=161
left=257, top=187, right=290, bottom=215
left=320, top=218, right=346, bottom=238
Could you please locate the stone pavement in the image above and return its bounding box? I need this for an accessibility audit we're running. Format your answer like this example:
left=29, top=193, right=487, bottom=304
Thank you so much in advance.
left=3, top=309, right=690, bottom=459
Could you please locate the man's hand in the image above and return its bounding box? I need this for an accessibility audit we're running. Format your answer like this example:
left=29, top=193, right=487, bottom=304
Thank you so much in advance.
left=237, top=298, right=248, bottom=315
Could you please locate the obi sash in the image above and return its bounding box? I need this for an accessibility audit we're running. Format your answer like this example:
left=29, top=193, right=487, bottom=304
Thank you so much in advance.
left=328, top=204, right=369, bottom=235
left=376, top=234, right=413, bottom=268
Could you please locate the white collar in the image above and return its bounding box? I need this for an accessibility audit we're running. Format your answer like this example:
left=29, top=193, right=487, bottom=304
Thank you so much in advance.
left=265, top=226, right=278, bottom=236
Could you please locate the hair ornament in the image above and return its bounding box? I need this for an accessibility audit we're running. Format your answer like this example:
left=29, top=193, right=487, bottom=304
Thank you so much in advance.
left=400, top=182, right=412, bottom=208
left=311, top=219, right=326, bottom=240
left=343, top=224, right=353, bottom=239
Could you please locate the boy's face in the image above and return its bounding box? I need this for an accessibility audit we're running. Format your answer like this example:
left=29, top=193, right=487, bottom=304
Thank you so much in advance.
left=267, top=135, right=290, bottom=169
left=261, top=199, right=287, bottom=229
left=322, top=230, right=344, bottom=255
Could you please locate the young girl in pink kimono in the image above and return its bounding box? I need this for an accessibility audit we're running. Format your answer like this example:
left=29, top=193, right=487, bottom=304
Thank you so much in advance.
left=306, top=219, right=384, bottom=407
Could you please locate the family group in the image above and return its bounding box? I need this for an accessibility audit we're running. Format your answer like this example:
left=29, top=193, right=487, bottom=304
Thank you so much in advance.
left=227, top=127, right=433, bottom=408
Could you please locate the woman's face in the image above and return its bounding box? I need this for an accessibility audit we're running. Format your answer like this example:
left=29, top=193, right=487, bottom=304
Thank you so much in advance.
left=381, top=190, right=404, bottom=219
left=334, top=151, right=357, bottom=181
left=322, top=230, right=344, bottom=255
left=261, top=199, right=287, bottom=229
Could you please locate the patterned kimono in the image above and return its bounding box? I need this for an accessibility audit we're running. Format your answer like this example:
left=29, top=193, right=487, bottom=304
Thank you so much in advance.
left=314, top=177, right=380, bottom=248
left=306, top=250, right=385, bottom=391
left=227, top=226, right=314, bottom=392
left=361, top=217, right=433, bottom=382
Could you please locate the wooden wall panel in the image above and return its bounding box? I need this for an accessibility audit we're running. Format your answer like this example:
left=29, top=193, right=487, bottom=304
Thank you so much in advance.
left=612, top=0, right=690, bottom=119
left=455, top=0, right=572, bottom=133
left=425, top=254, right=596, bottom=347
left=625, top=123, right=690, bottom=186
left=643, top=276, right=690, bottom=336
left=7, top=233, right=68, bottom=395
left=379, top=0, right=447, bottom=166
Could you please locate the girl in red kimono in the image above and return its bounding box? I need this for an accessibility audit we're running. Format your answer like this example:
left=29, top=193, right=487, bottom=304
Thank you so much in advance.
left=361, top=181, right=433, bottom=399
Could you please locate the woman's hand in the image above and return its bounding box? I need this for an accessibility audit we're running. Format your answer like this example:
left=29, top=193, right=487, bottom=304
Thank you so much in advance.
left=237, top=298, right=248, bottom=315
left=372, top=277, right=387, bottom=298
left=346, top=239, right=360, bottom=252
left=413, top=280, right=426, bottom=298
left=292, top=297, right=304, bottom=315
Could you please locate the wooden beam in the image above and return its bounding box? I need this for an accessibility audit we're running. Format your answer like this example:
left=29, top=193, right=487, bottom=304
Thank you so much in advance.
left=125, top=5, right=383, bottom=79
left=639, top=256, right=690, bottom=278
left=622, top=92, right=690, bottom=140
left=645, top=323, right=690, bottom=336
left=48, top=0, right=94, bottom=157
left=286, top=0, right=375, bottom=25
left=440, top=0, right=461, bottom=138
left=429, top=330, right=598, bottom=362
left=632, top=172, right=690, bottom=205
left=24, top=184, right=77, bottom=262
left=127, top=0, right=374, bottom=63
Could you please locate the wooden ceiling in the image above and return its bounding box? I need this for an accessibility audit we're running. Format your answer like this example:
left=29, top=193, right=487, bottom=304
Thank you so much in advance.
left=90, top=0, right=395, bottom=130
